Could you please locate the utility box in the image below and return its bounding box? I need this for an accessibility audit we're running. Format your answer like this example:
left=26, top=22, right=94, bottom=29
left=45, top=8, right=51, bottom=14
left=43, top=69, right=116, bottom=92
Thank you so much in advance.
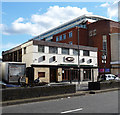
left=0, top=62, right=26, bottom=84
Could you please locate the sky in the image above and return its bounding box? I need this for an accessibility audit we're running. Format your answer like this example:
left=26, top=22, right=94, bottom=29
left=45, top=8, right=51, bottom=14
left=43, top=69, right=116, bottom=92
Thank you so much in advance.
left=0, top=0, right=119, bottom=58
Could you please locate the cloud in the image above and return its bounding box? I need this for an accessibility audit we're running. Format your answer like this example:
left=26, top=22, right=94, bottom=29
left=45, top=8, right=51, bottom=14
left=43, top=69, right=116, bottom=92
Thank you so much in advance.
left=2, top=6, right=92, bottom=36
left=100, top=2, right=110, bottom=7
left=107, top=1, right=119, bottom=19
left=100, top=1, right=119, bottom=19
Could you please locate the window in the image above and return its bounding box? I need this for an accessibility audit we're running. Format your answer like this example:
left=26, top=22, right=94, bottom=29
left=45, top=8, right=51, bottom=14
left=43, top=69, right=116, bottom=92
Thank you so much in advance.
left=83, top=50, right=90, bottom=56
left=93, top=29, right=96, bottom=36
left=89, top=31, right=92, bottom=37
left=49, top=46, right=58, bottom=54
left=56, top=36, right=59, bottom=41
left=62, top=48, right=69, bottom=55
left=103, top=35, right=107, bottom=55
left=63, top=34, right=66, bottom=40
left=24, top=47, right=26, bottom=54
left=83, top=25, right=86, bottom=28
left=69, top=41, right=72, bottom=45
left=38, top=45, right=44, bottom=53
left=73, top=49, right=78, bottom=55
left=59, top=35, right=62, bottom=41
left=69, top=31, right=72, bottom=38
left=38, top=72, right=45, bottom=78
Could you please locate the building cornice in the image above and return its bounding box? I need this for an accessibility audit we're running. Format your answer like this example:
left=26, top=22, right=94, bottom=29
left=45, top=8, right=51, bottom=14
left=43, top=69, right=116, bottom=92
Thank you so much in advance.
left=33, top=40, right=98, bottom=51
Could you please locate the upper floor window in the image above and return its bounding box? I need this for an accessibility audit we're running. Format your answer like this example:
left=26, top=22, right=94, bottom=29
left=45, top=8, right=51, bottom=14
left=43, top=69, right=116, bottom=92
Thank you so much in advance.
left=59, top=35, right=62, bottom=41
left=24, top=47, right=26, bottom=54
left=62, top=48, right=69, bottom=55
left=73, top=49, right=78, bottom=55
left=49, top=46, right=58, bottom=54
left=69, top=31, right=72, bottom=38
left=103, top=35, right=107, bottom=55
left=56, top=36, right=59, bottom=41
left=83, top=50, right=90, bottom=56
left=83, top=25, right=86, bottom=28
left=93, top=29, right=96, bottom=36
left=89, top=31, right=92, bottom=37
left=38, top=45, right=44, bottom=53
left=69, top=41, right=73, bottom=45
left=63, top=34, right=66, bottom=40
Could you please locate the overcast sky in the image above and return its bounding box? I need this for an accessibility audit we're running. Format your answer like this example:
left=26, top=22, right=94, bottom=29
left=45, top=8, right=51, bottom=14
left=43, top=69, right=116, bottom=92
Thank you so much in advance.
left=0, top=0, right=119, bottom=57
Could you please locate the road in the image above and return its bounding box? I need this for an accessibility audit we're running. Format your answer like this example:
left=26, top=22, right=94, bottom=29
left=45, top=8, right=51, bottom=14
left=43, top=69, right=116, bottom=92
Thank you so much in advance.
left=2, top=91, right=119, bottom=114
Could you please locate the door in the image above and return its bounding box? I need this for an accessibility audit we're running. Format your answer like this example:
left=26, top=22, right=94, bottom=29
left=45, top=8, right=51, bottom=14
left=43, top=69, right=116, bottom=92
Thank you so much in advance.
left=83, top=69, right=91, bottom=81
left=50, top=68, right=57, bottom=82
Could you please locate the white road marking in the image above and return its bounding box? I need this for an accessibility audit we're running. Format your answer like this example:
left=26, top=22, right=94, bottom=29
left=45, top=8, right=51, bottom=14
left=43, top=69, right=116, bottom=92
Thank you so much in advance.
left=61, top=108, right=83, bottom=114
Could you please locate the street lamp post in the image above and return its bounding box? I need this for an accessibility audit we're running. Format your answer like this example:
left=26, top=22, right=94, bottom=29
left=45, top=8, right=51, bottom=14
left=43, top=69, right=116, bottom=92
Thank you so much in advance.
left=77, top=27, right=80, bottom=84
left=100, top=50, right=107, bottom=77
left=102, top=54, right=106, bottom=77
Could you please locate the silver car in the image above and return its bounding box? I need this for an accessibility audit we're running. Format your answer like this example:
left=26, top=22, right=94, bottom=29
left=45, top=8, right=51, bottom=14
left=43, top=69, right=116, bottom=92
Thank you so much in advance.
left=98, top=74, right=116, bottom=81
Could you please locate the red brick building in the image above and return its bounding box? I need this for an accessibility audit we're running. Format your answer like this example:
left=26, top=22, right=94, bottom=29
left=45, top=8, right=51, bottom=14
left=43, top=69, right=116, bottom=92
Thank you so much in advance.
left=53, top=19, right=120, bottom=74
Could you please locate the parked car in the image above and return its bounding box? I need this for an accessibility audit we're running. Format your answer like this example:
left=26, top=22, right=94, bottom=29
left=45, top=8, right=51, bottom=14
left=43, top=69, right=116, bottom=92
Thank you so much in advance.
left=98, top=74, right=117, bottom=81
left=114, top=75, right=120, bottom=80
left=0, top=81, right=20, bottom=88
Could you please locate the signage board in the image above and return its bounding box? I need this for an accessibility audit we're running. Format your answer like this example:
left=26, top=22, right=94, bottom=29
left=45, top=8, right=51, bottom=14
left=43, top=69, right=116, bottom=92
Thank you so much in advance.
left=65, top=57, right=74, bottom=62
left=99, top=68, right=110, bottom=73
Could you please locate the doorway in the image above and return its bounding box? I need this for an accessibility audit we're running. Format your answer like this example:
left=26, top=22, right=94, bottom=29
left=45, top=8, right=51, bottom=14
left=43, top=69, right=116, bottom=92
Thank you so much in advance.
left=50, top=68, right=57, bottom=82
left=83, top=69, right=91, bottom=81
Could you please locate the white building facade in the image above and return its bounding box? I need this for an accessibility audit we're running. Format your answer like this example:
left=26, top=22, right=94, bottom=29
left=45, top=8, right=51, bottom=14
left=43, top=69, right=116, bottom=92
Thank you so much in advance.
left=21, top=40, right=98, bottom=83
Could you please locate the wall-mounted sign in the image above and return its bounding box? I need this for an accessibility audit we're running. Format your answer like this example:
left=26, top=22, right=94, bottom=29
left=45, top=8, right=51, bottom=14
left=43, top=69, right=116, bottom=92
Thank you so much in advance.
left=65, top=57, right=74, bottom=62
left=99, top=69, right=104, bottom=73
left=99, top=68, right=110, bottom=73
left=105, top=68, right=110, bottom=72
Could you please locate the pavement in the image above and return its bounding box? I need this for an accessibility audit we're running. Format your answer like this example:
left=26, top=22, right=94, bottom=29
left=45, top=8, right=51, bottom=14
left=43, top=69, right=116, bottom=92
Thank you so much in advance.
left=1, top=86, right=119, bottom=107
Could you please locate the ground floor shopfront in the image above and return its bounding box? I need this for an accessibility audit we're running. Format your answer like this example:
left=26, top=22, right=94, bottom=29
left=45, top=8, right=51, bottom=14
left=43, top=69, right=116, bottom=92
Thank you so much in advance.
left=26, top=64, right=98, bottom=83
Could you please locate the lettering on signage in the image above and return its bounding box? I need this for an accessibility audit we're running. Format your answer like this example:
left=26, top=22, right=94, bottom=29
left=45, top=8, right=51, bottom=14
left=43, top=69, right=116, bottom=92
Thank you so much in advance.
left=66, top=57, right=74, bottom=62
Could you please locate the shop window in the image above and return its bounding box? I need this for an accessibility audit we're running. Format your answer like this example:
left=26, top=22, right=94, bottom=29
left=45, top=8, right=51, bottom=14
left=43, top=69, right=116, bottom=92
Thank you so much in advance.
left=38, top=72, right=45, bottom=77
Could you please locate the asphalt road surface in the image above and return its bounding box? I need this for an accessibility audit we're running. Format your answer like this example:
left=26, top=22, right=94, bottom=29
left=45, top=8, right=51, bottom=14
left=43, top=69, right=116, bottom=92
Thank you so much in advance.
left=2, top=91, right=119, bottom=114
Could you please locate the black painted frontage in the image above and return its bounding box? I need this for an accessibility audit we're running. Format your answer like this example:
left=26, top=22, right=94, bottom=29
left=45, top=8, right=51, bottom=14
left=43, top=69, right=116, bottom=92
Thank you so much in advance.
left=29, top=64, right=98, bottom=83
